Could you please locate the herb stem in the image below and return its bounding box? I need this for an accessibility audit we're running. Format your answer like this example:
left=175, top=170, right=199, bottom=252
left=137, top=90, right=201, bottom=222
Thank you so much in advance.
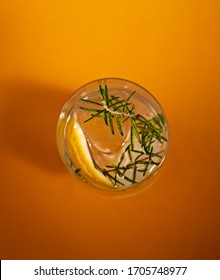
left=104, top=150, right=165, bottom=173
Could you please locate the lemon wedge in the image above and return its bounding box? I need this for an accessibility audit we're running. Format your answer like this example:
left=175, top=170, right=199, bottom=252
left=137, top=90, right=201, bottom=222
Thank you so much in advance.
left=65, top=113, right=114, bottom=190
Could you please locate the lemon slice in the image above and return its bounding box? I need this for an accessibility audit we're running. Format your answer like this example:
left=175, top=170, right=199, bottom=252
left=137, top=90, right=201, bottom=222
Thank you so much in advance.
left=65, top=113, right=114, bottom=190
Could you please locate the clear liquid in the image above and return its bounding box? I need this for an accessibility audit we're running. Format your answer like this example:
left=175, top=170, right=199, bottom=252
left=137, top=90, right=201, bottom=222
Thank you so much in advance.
left=69, top=88, right=167, bottom=189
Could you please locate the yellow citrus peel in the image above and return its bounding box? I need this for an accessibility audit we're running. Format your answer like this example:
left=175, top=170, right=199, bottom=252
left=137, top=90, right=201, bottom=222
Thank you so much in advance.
left=65, top=113, right=114, bottom=190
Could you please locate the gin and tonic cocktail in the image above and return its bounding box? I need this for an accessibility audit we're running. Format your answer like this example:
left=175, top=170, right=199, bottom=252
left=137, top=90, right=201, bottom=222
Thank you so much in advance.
left=57, top=78, right=169, bottom=193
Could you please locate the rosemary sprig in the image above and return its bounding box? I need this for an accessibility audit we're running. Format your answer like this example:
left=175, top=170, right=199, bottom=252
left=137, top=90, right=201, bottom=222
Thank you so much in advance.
left=80, top=84, right=167, bottom=187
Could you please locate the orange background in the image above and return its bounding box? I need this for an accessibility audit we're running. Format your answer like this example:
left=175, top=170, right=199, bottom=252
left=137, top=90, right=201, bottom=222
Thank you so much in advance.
left=1, top=0, right=220, bottom=259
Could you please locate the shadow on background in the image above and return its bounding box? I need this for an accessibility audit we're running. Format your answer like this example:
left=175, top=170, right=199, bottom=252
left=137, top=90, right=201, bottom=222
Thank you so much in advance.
left=1, top=79, right=74, bottom=173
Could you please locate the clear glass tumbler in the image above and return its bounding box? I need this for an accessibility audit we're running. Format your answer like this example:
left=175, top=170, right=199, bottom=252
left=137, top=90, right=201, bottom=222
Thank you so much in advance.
left=57, top=78, right=169, bottom=195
